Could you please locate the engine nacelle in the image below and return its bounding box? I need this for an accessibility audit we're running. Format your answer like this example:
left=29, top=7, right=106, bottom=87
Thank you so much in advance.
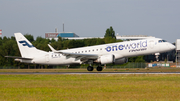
left=114, top=58, right=128, bottom=64
left=99, top=54, right=115, bottom=64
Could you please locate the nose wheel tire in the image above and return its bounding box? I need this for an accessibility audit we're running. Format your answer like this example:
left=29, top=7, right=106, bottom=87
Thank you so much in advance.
left=87, top=66, right=94, bottom=71
left=96, top=66, right=103, bottom=71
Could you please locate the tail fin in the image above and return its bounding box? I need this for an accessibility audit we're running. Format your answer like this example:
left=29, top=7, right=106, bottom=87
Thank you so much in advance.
left=15, top=33, right=41, bottom=58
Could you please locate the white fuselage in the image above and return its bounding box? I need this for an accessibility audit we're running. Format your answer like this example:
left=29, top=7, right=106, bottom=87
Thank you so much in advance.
left=20, top=38, right=175, bottom=65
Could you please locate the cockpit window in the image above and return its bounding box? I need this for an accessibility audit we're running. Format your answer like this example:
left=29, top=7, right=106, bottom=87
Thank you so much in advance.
left=162, top=40, right=167, bottom=42
left=158, top=40, right=162, bottom=43
left=158, top=40, right=167, bottom=43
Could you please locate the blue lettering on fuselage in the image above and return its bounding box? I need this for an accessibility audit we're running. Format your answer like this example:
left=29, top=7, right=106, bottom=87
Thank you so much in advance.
left=106, top=40, right=147, bottom=52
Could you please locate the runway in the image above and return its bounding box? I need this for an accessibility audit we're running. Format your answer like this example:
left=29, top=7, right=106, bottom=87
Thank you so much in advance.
left=1, top=72, right=180, bottom=75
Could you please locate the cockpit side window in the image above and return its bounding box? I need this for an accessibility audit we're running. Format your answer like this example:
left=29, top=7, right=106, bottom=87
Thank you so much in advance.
left=158, top=40, right=167, bottom=43
left=162, top=40, right=167, bottom=42
left=158, top=40, right=162, bottom=43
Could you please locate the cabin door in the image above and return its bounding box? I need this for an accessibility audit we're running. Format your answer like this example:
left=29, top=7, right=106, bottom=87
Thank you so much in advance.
left=45, top=54, right=49, bottom=62
left=149, top=40, right=154, bottom=49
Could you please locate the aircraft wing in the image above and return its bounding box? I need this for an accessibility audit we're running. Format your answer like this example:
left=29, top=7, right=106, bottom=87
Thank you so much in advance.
left=48, top=44, right=99, bottom=62
left=58, top=52, right=99, bottom=63
left=5, top=56, right=33, bottom=60
left=58, top=52, right=98, bottom=58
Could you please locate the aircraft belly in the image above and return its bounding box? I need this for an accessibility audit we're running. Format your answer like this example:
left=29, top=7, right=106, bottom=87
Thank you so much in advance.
left=33, top=57, right=46, bottom=64
left=21, top=60, right=33, bottom=63
left=49, top=57, right=80, bottom=65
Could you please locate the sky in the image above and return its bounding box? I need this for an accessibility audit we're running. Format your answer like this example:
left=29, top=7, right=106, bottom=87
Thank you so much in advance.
left=0, top=0, right=180, bottom=43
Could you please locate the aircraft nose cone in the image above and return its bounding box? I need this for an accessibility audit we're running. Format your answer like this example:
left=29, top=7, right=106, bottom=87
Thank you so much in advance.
left=169, top=44, right=176, bottom=50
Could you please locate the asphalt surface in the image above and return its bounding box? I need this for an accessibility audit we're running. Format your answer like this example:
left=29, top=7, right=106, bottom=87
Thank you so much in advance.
left=1, top=72, right=180, bottom=74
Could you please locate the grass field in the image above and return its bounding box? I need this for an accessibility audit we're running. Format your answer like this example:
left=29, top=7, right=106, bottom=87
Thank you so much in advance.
left=1, top=74, right=180, bottom=101
left=1, top=67, right=180, bottom=73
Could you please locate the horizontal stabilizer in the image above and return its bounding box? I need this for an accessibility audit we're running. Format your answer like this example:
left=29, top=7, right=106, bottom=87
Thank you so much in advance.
left=5, top=56, right=33, bottom=60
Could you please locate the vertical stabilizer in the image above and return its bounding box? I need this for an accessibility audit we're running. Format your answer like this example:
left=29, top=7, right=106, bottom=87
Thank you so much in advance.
left=14, top=33, right=39, bottom=58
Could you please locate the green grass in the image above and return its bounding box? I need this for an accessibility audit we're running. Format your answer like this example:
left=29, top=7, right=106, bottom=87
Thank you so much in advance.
left=1, top=74, right=180, bottom=101
left=1, top=67, right=180, bottom=73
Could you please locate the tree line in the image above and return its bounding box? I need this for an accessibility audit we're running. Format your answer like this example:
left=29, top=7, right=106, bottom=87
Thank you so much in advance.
left=0, top=26, right=145, bottom=69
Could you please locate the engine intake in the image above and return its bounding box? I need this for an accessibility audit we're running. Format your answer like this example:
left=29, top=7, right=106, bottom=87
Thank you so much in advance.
left=99, top=54, right=115, bottom=64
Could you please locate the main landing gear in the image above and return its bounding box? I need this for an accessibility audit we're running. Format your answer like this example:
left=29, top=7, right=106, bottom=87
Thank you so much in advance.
left=87, top=66, right=103, bottom=71
left=87, top=66, right=94, bottom=71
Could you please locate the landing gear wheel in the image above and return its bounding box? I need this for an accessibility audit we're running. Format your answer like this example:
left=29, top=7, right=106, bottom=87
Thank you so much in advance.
left=87, top=66, right=94, bottom=71
left=96, top=66, right=103, bottom=71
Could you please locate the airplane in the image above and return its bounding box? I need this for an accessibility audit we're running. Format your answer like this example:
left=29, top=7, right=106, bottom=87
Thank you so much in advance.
left=5, top=33, right=176, bottom=71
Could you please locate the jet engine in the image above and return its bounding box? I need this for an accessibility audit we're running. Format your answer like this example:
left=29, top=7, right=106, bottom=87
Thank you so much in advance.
left=114, top=58, right=128, bottom=64
left=99, top=54, right=115, bottom=64
left=95, top=54, right=128, bottom=65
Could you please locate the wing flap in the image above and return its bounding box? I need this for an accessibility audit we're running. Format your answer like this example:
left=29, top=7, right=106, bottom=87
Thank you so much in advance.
left=61, top=52, right=99, bottom=60
left=61, top=52, right=98, bottom=57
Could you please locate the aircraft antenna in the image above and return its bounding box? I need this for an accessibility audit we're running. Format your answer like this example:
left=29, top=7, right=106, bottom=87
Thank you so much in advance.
left=63, top=23, right=64, bottom=32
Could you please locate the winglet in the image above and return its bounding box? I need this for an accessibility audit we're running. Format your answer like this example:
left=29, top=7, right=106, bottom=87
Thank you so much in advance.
left=48, top=44, right=57, bottom=52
